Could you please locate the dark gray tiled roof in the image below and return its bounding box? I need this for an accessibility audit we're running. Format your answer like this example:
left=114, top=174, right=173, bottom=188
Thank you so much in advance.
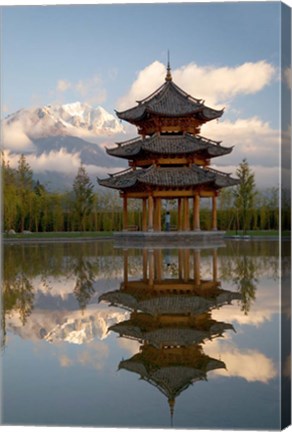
left=106, top=134, right=233, bottom=159
left=109, top=321, right=234, bottom=348
left=99, top=290, right=242, bottom=315
left=118, top=362, right=208, bottom=398
left=116, top=80, right=223, bottom=122
left=119, top=356, right=226, bottom=399
left=97, top=165, right=239, bottom=190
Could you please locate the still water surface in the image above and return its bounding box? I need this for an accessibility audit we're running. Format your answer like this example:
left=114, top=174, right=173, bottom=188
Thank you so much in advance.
left=1, top=239, right=287, bottom=429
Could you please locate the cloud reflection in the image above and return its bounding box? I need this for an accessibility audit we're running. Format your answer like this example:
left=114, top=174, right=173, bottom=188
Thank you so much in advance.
left=205, top=341, right=277, bottom=383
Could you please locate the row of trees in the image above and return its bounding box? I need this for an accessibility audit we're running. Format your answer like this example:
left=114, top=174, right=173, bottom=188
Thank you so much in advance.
left=1, top=155, right=290, bottom=233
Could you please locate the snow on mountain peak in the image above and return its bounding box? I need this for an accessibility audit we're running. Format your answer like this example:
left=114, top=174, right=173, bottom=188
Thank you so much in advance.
left=3, top=101, right=124, bottom=144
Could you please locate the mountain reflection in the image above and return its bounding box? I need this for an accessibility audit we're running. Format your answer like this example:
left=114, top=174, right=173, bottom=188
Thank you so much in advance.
left=99, top=244, right=241, bottom=424
left=1, top=242, right=125, bottom=349
left=1, top=240, right=283, bottom=428
left=1, top=241, right=278, bottom=352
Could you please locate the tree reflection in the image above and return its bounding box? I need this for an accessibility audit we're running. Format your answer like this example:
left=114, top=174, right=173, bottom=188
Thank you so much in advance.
left=232, top=255, right=258, bottom=314
left=72, top=257, right=96, bottom=311
left=2, top=273, right=34, bottom=349
left=219, top=243, right=260, bottom=315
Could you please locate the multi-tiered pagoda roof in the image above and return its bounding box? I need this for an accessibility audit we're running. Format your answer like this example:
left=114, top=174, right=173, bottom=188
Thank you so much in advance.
left=116, top=78, right=223, bottom=135
left=98, top=164, right=238, bottom=192
left=98, top=61, right=239, bottom=232
left=118, top=344, right=226, bottom=405
left=99, top=280, right=241, bottom=316
left=109, top=311, right=234, bottom=348
left=106, top=134, right=232, bottom=161
left=99, top=246, right=240, bottom=424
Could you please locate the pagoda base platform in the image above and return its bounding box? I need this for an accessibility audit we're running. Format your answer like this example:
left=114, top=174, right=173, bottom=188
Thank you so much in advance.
left=113, top=230, right=226, bottom=249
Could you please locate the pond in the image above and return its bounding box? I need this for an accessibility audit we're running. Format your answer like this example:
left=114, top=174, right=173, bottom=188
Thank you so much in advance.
left=1, top=239, right=290, bottom=429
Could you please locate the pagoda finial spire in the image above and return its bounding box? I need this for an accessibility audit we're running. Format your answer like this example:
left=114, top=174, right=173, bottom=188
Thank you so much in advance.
left=165, top=50, right=172, bottom=81
left=168, top=398, right=175, bottom=427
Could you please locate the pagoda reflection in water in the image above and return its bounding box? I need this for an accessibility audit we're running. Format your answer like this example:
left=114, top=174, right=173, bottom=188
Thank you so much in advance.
left=99, top=245, right=242, bottom=425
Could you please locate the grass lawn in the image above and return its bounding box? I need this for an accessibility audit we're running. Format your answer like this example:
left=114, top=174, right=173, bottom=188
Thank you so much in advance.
left=225, top=230, right=290, bottom=237
left=3, top=231, right=113, bottom=239
left=3, top=230, right=291, bottom=239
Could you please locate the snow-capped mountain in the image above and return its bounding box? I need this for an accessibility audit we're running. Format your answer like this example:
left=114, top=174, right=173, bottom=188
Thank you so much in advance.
left=2, top=102, right=128, bottom=191
left=4, top=101, right=124, bottom=140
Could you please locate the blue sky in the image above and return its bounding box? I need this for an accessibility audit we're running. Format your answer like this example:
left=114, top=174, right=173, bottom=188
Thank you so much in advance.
left=2, top=2, right=282, bottom=119
left=1, top=2, right=291, bottom=189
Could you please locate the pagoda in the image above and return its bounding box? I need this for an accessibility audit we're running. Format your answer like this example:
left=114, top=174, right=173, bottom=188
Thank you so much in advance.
left=99, top=246, right=240, bottom=425
left=98, top=61, right=239, bottom=232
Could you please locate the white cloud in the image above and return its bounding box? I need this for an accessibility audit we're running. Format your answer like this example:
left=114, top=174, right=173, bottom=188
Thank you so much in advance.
left=117, top=61, right=166, bottom=110
left=213, top=164, right=279, bottom=190
left=205, top=341, right=277, bottom=383
left=58, top=341, right=110, bottom=370
left=117, top=337, right=140, bottom=356
left=2, top=104, right=10, bottom=114
left=204, top=117, right=279, bottom=167
left=4, top=148, right=81, bottom=173
left=117, top=60, right=276, bottom=110
left=212, top=277, right=279, bottom=326
left=2, top=119, right=35, bottom=152
left=202, top=116, right=280, bottom=188
left=173, top=61, right=276, bottom=107
left=57, top=79, right=71, bottom=92
left=212, top=302, right=276, bottom=326
left=55, top=74, right=107, bottom=106
left=3, top=148, right=125, bottom=182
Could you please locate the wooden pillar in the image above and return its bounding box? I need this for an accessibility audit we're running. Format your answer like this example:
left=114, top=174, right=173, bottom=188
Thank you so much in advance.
left=123, top=249, right=128, bottom=285
left=178, top=249, right=183, bottom=279
left=153, top=198, right=158, bottom=231
left=183, top=197, right=190, bottom=231
left=148, top=195, right=154, bottom=231
left=194, top=250, right=201, bottom=286
left=143, top=248, right=148, bottom=280
left=178, top=198, right=182, bottom=231
left=142, top=198, right=147, bottom=232
left=148, top=249, right=154, bottom=286
left=183, top=249, right=190, bottom=282
left=157, top=198, right=162, bottom=231
left=154, top=249, right=163, bottom=281
left=158, top=249, right=163, bottom=279
left=212, top=248, right=218, bottom=282
left=154, top=198, right=161, bottom=231
left=212, top=195, right=217, bottom=231
left=193, top=194, right=200, bottom=231
left=123, top=195, right=128, bottom=231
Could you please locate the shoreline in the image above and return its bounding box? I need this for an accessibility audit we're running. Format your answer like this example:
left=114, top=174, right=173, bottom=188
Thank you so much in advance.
left=2, top=233, right=289, bottom=244
left=2, top=236, right=114, bottom=244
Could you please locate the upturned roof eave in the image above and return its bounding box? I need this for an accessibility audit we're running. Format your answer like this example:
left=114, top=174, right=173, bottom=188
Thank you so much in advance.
left=106, top=145, right=141, bottom=159
left=106, top=134, right=233, bottom=159
left=205, top=166, right=240, bottom=187
left=116, top=79, right=224, bottom=122
left=116, top=106, right=223, bottom=123
left=98, top=165, right=239, bottom=190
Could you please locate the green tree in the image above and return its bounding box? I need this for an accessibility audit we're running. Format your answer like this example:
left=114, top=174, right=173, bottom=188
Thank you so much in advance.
left=1, top=157, right=19, bottom=231
left=16, top=154, right=34, bottom=232
left=233, top=159, right=256, bottom=234
left=73, top=164, right=94, bottom=231
left=218, top=188, right=235, bottom=230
